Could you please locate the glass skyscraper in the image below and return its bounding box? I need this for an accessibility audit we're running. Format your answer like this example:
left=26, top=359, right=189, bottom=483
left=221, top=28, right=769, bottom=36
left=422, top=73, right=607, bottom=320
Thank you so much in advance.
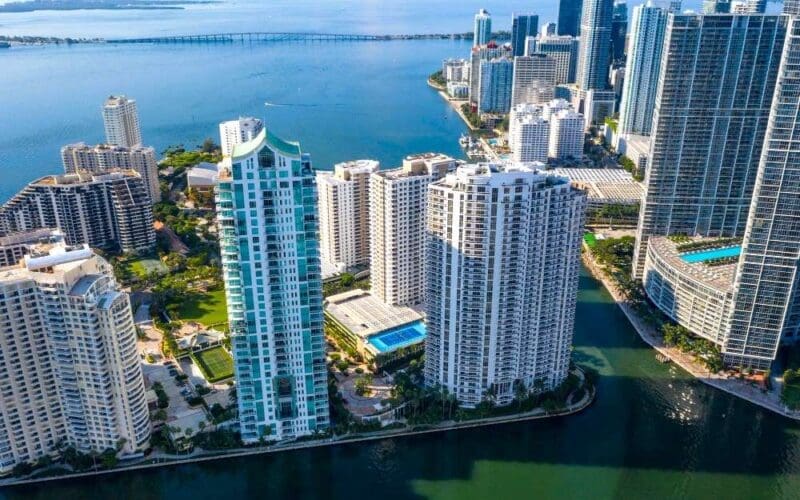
left=576, top=0, right=614, bottom=90
left=558, top=0, right=583, bottom=36
left=512, top=14, right=539, bottom=57
left=474, top=9, right=492, bottom=46
left=217, top=127, right=329, bottom=442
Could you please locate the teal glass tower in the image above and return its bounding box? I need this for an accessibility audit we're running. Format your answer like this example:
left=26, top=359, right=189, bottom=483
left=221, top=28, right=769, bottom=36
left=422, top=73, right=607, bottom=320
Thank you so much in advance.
left=217, top=127, right=329, bottom=442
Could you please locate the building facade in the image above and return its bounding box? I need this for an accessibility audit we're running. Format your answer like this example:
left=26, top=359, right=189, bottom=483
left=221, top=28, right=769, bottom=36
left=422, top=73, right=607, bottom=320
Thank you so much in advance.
left=219, top=117, right=265, bottom=157
left=632, top=14, right=787, bottom=277
left=509, top=106, right=550, bottom=163
left=558, top=0, right=583, bottom=36
left=529, top=35, right=580, bottom=84
left=102, top=95, right=142, bottom=148
left=317, top=159, right=379, bottom=273
left=0, top=244, right=150, bottom=474
left=0, top=171, right=156, bottom=254
left=369, top=153, right=456, bottom=306
left=610, top=0, right=628, bottom=63
left=576, top=0, right=614, bottom=90
left=61, top=142, right=161, bottom=203
left=511, top=54, right=557, bottom=107
left=549, top=109, right=585, bottom=160
left=216, top=128, right=329, bottom=442
left=478, top=57, right=514, bottom=113
left=512, top=14, right=539, bottom=57
left=474, top=9, right=492, bottom=46
left=424, top=164, right=586, bottom=407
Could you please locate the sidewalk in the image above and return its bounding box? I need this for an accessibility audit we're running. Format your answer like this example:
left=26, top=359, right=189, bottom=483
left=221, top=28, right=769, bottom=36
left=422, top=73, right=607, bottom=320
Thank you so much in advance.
left=582, top=251, right=800, bottom=421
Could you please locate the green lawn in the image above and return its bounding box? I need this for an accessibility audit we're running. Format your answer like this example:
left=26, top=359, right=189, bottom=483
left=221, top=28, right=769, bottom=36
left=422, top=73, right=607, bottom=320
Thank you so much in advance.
left=176, top=289, right=228, bottom=329
left=127, top=257, right=168, bottom=278
left=583, top=233, right=597, bottom=248
left=192, top=346, right=234, bottom=383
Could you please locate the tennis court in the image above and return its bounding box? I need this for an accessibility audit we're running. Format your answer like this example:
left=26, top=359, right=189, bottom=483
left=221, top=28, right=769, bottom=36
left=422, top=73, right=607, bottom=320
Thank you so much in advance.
left=192, top=346, right=234, bottom=382
left=367, top=321, right=426, bottom=353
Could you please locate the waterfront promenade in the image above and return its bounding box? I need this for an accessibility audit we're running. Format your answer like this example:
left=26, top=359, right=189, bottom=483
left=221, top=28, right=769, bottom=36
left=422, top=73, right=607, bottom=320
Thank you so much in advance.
left=1, top=371, right=594, bottom=488
left=581, top=251, right=800, bottom=421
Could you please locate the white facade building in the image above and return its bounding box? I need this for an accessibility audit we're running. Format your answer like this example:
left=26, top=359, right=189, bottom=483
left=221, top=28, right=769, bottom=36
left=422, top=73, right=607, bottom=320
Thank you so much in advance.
left=442, top=58, right=470, bottom=82
left=102, top=95, right=142, bottom=148
left=0, top=243, right=150, bottom=474
left=317, top=159, right=379, bottom=273
left=424, top=163, right=586, bottom=407
left=219, top=117, right=265, bottom=157
left=549, top=109, right=585, bottom=160
left=369, top=153, right=456, bottom=306
left=510, top=109, right=550, bottom=163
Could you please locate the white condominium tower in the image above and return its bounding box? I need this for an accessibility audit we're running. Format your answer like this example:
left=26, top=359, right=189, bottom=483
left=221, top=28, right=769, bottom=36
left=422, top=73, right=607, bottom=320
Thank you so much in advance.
left=0, top=171, right=156, bottom=255
left=617, top=2, right=668, bottom=138
left=511, top=53, right=557, bottom=107
left=216, top=127, right=329, bottom=442
left=549, top=109, right=585, bottom=160
left=726, top=2, right=800, bottom=369
left=0, top=243, right=150, bottom=474
left=317, top=159, right=379, bottom=272
left=61, top=142, right=161, bottom=203
left=219, top=117, right=265, bottom=157
left=474, top=9, right=492, bottom=46
left=102, top=95, right=142, bottom=148
left=424, top=163, right=586, bottom=407
left=369, top=153, right=456, bottom=306
left=509, top=104, right=550, bottom=163
left=632, top=13, right=787, bottom=277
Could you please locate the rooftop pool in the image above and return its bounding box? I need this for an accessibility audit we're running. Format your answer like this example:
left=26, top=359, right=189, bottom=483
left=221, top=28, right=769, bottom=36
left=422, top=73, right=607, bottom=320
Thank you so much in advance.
left=366, top=321, right=426, bottom=353
left=680, top=245, right=742, bottom=264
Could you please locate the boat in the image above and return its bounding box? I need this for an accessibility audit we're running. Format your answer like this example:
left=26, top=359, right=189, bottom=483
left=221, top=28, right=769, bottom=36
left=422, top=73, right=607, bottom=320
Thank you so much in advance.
left=0, top=42, right=10, bottom=49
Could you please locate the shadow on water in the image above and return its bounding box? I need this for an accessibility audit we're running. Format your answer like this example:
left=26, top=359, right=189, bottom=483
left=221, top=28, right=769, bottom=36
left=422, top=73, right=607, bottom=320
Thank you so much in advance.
left=4, top=269, right=800, bottom=500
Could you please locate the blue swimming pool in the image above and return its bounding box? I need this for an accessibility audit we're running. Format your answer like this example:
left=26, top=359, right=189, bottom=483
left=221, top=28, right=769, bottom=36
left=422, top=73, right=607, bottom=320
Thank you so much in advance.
left=680, top=245, right=742, bottom=263
left=367, top=321, right=426, bottom=353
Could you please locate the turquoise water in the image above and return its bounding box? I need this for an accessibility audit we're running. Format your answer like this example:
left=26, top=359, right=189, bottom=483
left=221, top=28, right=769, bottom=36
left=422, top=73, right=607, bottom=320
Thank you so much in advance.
left=367, top=320, right=426, bottom=353
left=681, top=245, right=742, bottom=263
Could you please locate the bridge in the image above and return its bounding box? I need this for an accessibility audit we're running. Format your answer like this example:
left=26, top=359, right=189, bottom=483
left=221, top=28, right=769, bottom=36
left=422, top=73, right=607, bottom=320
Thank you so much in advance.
left=105, top=32, right=445, bottom=44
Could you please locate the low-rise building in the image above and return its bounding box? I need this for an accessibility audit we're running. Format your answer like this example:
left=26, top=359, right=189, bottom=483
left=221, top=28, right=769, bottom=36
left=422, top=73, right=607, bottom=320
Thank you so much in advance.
left=187, top=162, right=219, bottom=192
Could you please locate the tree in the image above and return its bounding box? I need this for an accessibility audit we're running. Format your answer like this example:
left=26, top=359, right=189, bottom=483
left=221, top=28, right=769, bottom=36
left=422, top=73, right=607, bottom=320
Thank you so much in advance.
left=201, top=138, right=218, bottom=153
left=340, top=273, right=355, bottom=287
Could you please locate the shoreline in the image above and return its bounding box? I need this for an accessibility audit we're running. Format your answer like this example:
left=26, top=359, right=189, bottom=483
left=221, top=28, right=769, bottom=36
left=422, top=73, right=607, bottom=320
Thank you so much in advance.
left=2, top=373, right=595, bottom=488
left=581, top=250, right=800, bottom=421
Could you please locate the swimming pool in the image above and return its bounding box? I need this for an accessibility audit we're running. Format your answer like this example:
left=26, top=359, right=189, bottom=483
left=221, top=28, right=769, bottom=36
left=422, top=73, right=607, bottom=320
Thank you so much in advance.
left=366, top=321, right=426, bottom=353
left=680, top=245, right=741, bottom=263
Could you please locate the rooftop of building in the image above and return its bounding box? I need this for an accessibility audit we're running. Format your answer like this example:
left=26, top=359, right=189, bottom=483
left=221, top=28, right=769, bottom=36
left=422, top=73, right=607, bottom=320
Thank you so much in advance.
left=0, top=242, right=94, bottom=281
left=443, top=162, right=571, bottom=187
left=231, top=127, right=301, bottom=160
left=104, top=95, right=134, bottom=107
left=548, top=168, right=643, bottom=203
left=187, top=162, right=219, bottom=186
left=30, top=169, right=140, bottom=187
left=373, top=153, right=456, bottom=180
left=61, top=142, right=154, bottom=153
left=0, top=228, right=63, bottom=247
left=648, top=236, right=740, bottom=293
left=324, top=289, right=423, bottom=340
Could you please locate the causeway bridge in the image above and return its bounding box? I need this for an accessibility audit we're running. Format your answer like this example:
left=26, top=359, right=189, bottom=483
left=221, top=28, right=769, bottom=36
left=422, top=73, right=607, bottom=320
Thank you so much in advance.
left=106, top=32, right=471, bottom=44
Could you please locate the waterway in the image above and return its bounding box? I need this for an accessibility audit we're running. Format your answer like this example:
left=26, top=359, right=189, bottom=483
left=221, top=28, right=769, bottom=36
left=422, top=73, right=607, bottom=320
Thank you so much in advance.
left=3, top=268, right=800, bottom=499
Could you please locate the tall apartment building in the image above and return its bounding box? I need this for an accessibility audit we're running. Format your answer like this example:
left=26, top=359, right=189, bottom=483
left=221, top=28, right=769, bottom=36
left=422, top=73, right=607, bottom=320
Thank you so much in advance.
left=511, top=54, right=557, bottom=107
left=576, top=0, right=614, bottom=90
left=442, top=58, right=470, bottom=82
left=0, top=171, right=156, bottom=255
left=216, top=128, right=329, bottom=442
left=0, top=243, right=150, bottom=474
left=610, top=1, right=628, bottom=63
left=474, top=9, right=492, bottom=46
left=512, top=14, right=539, bottom=57
left=0, top=229, right=62, bottom=268
left=509, top=105, right=550, bottom=163
left=424, top=163, right=586, bottom=407
left=542, top=22, right=557, bottom=36
left=61, top=142, right=161, bottom=203
left=528, top=35, right=580, bottom=84
left=219, top=117, right=264, bottom=157
left=703, top=0, right=731, bottom=13
left=469, top=42, right=508, bottom=104
left=549, top=109, right=585, bottom=160
left=730, top=0, right=767, bottom=13
left=478, top=57, right=514, bottom=113
left=369, top=153, right=456, bottom=306
left=632, top=13, right=787, bottom=277
left=102, top=95, right=142, bottom=148
left=558, top=0, right=583, bottom=36
left=317, top=159, right=379, bottom=273
left=725, top=4, right=800, bottom=369
left=617, top=2, right=668, bottom=142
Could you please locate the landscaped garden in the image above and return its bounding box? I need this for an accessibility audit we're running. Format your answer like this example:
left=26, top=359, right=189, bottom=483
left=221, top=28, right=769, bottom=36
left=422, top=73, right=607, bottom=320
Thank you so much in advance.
left=192, top=346, right=234, bottom=383
left=176, top=288, right=228, bottom=329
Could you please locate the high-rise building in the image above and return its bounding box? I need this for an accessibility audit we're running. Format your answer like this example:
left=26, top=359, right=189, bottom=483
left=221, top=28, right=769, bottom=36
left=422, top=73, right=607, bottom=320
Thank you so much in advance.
left=0, top=243, right=150, bottom=474
left=529, top=35, right=580, bottom=84
left=730, top=0, right=766, bottom=13
left=576, top=0, right=614, bottom=90
left=549, top=109, right=586, bottom=160
left=511, top=54, right=557, bottom=107
left=317, top=159, right=379, bottom=273
left=0, top=171, right=156, bottom=254
left=424, top=163, right=586, bottom=407
left=478, top=57, right=514, bottom=113
left=512, top=14, right=539, bottom=57
left=542, top=22, right=557, bottom=36
left=611, top=1, right=628, bottom=63
left=369, top=153, right=456, bottom=306
left=474, top=9, right=492, bottom=46
left=509, top=105, right=550, bottom=163
left=216, top=127, right=329, bottom=442
left=703, top=0, right=731, bottom=13
left=219, top=117, right=264, bottom=157
left=469, top=42, right=507, bottom=104
left=102, top=95, right=142, bottom=148
left=558, top=0, right=583, bottom=36
left=61, top=142, right=161, bottom=203
left=632, top=13, right=788, bottom=277
left=617, top=2, right=668, bottom=140
left=0, top=229, right=62, bottom=268
left=583, top=88, right=616, bottom=126
left=725, top=4, right=800, bottom=369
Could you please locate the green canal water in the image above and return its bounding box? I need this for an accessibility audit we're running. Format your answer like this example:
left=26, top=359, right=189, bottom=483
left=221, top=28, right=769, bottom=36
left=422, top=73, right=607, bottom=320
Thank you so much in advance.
left=4, top=267, right=800, bottom=499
